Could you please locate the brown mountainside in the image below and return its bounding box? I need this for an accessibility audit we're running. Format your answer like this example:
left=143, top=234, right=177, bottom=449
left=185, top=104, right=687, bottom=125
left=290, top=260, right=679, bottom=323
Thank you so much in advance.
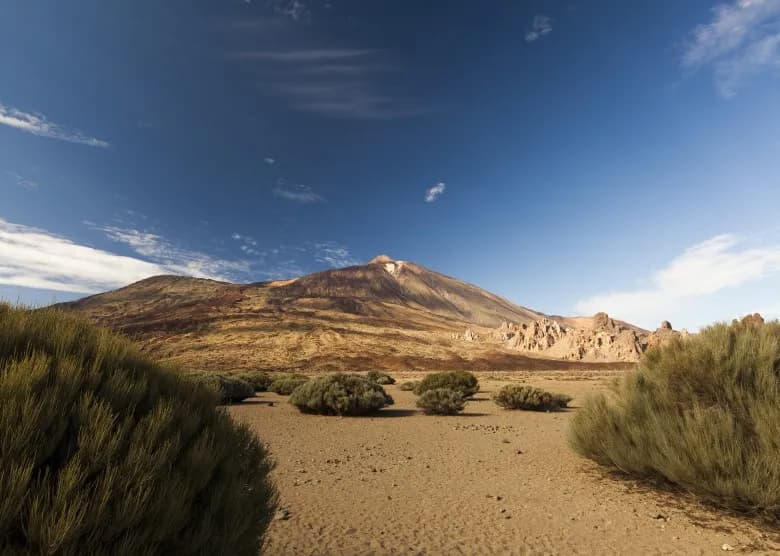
left=61, top=257, right=633, bottom=372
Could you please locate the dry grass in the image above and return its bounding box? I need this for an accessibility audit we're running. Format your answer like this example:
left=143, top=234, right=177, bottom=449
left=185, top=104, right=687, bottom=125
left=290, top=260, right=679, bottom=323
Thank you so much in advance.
left=570, top=319, right=780, bottom=520
left=0, top=304, right=277, bottom=554
left=494, top=385, right=572, bottom=411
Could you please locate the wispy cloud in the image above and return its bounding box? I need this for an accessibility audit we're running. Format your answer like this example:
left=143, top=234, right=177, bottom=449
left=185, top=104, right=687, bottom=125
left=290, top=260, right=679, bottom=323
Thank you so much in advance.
left=95, top=224, right=251, bottom=282
left=525, top=15, right=553, bottom=43
left=269, top=0, right=310, bottom=21
left=231, top=46, right=419, bottom=119
left=313, top=242, right=359, bottom=268
left=682, top=0, right=780, bottom=97
left=4, top=171, right=39, bottom=190
left=233, top=49, right=375, bottom=62
left=264, top=157, right=276, bottom=164
left=424, top=182, right=446, bottom=203
left=575, top=234, right=780, bottom=328
left=0, top=218, right=168, bottom=293
left=273, top=182, right=324, bottom=203
left=0, top=102, right=109, bottom=147
left=231, top=232, right=260, bottom=255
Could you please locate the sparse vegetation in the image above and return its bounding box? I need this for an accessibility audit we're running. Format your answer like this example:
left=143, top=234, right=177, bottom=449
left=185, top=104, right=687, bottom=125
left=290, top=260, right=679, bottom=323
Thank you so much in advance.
left=184, top=370, right=256, bottom=403
left=570, top=319, right=780, bottom=519
left=289, top=373, right=394, bottom=415
left=414, top=371, right=479, bottom=398
left=226, top=369, right=272, bottom=392
left=494, top=385, right=572, bottom=411
left=269, top=374, right=309, bottom=395
left=0, top=304, right=277, bottom=555
left=366, top=370, right=396, bottom=385
left=399, top=380, right=419, bottom=391
left=416, top=387, right=465, bottom=415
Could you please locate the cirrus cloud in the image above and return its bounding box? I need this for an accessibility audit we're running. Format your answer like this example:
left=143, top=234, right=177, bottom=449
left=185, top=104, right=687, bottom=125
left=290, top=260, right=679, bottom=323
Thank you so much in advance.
left=0, top=101, right=109, bottom=147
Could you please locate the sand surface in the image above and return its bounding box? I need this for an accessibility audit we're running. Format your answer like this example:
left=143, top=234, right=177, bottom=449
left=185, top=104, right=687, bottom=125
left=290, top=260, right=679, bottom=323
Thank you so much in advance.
left=229, top=372, right=780, bottom=555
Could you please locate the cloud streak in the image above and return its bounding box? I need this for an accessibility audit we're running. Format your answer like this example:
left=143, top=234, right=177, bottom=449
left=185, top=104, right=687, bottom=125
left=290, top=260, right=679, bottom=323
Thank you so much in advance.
left=273, top=183, right=324, bottom=203
left=576, top=234, right=780, bottom=328
left=4, top=171, right=39, bottom=190
left=525, top=15, right=553, bottom=43
left=0, top=102, right=109, bottom=147
left=682, top=0, right=780, bottom=96
left=424, top=182, right=446, bottom=202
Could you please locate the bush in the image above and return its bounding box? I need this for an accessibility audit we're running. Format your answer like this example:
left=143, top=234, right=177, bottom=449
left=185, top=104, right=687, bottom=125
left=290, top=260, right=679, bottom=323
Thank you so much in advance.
left=570, top=320, right=780, bottom=519
left=414, top=371, right=479, bottom=398
left=494, top=385, right=572, bottom=411
left=268, top=374, right=309, bottom=395
left=184, top=371, right=256, bottom=404
left=289, top=373, right=394, bottom=415
left=0, top=304, right=277, bottom=555
left=226, top=370, right=271, bottom=392
left=366, top=370, right=396, bottom=385
left=416, top=388, right=465, bottom=415
left=399, top=381, right=419, bottom=391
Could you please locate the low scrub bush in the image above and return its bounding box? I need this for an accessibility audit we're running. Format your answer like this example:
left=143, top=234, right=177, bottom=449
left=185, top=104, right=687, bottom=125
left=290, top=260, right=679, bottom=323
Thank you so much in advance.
left=226, top=370, right=271, bottom=392
left=494, top=385, right=572, bottom=411
left=570, top=319, right=780, bottom=519
left=414, top=371, right=479, bottom=398
left=0, top=304, right=277, bottom=554
left=268, top=374, right=309, bottom=395
left=185, top=371, right=256, bottom=403
left=399, top=381, right=419, bottom=391
left=366, top=370, right=395, bottom=385
left=289, top=373, right=393, bottom=415
left=416, top=388, right=465, bottom=415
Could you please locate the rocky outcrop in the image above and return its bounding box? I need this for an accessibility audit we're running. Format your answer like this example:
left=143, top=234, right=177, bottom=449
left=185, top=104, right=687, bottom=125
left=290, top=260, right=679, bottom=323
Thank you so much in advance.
left=463, top=328, right=479, bottom=342
left=493, top=314, right=684, bottom=362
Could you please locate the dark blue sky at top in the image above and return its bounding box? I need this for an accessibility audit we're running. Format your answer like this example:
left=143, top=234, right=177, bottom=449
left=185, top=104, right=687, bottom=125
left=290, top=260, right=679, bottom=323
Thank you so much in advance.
left=2, top=0, right=780, bottom=329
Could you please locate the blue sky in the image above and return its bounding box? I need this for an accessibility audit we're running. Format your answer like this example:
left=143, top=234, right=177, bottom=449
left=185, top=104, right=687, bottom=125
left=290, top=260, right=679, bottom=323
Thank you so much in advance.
left=2, top=0, right=780, bottom=330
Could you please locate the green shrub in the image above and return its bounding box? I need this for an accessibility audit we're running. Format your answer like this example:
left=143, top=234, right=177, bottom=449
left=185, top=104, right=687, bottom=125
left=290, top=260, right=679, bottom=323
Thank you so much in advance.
left=416, top=388, right=465, bottom=415
left=366, top=370, right=396, bottom=385
left=494, top=385, right=572, bottom=411
left=570, top=320, right=780, bottom=519
left=226, top=370, right=272, bottom=392
left=0, top=304, right=277, bottom=555
left=268, top=375, right=309, bottom=395
left=399, top=381, right=419, bottom=391
left=184, top=371, right=255, bottom=404
left=289, top=373, right=394, bottom=415
left=414, top=371, right=479, bottom=398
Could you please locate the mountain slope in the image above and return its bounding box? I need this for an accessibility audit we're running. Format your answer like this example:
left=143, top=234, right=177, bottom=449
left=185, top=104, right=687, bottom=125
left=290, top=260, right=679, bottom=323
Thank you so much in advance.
left=60, top=256, right=628, bottom=372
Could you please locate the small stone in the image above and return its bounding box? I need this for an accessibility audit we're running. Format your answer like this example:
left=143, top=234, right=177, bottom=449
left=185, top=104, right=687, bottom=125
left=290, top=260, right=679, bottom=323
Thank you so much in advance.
left=274, top=508, right=291, bottom=521
left=721, top=544, right=735, bottom=552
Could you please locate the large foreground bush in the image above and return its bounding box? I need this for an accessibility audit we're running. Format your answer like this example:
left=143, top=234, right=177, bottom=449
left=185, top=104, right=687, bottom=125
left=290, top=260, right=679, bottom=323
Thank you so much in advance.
left=416, top=388, right=465, bottom=415
left=414, top=371, right=479, bottom=398
left=570, top=319, right=780, bottom=519
left=0, top=305, right=277, bottom=555
left=494, top=385, right=572, bottom=411
left=289, top=373, right=393, bottom=415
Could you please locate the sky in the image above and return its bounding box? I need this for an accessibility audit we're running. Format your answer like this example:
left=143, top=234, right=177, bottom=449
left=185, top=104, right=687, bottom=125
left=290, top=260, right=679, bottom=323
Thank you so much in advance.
left=1, top=0, right=780, bottom=331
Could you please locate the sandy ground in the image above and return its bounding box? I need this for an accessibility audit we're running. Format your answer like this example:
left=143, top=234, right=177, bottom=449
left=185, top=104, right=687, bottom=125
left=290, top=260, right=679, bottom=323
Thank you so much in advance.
left=229, top=372, right=780, bottom=555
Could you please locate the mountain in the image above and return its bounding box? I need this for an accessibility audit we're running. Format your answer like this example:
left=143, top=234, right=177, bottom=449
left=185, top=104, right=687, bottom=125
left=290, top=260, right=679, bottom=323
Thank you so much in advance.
left=60, top=256, right=632, bottom=373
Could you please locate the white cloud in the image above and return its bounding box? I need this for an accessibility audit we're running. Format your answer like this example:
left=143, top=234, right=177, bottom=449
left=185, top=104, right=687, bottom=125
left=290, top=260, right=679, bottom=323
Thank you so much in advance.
left=682, top=0, right=780, bottom=96
left=4, top=171, right=38, bottom=190
left=96, top=225, right=250, bottom=280
left=231, top=232, right=259, bottom=255
left=273, top=183, right=324, bottom=203
left=575, top=234, right=780, bottom=329
left=0, top=218, right=167, bottom=293
left=525, top=15, right=553, bottom=43
left=0, top=102, right=109, bottom=147
left=424, top=182, right=446, bottom=203
left=313, top=242, right=359, bottom=268
left=264, top=157, right=276, bottom=164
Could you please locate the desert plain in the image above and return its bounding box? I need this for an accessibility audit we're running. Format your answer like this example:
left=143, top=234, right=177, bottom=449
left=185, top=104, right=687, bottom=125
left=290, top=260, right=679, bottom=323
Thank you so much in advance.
left=230, top=371, right=780, bottom=556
